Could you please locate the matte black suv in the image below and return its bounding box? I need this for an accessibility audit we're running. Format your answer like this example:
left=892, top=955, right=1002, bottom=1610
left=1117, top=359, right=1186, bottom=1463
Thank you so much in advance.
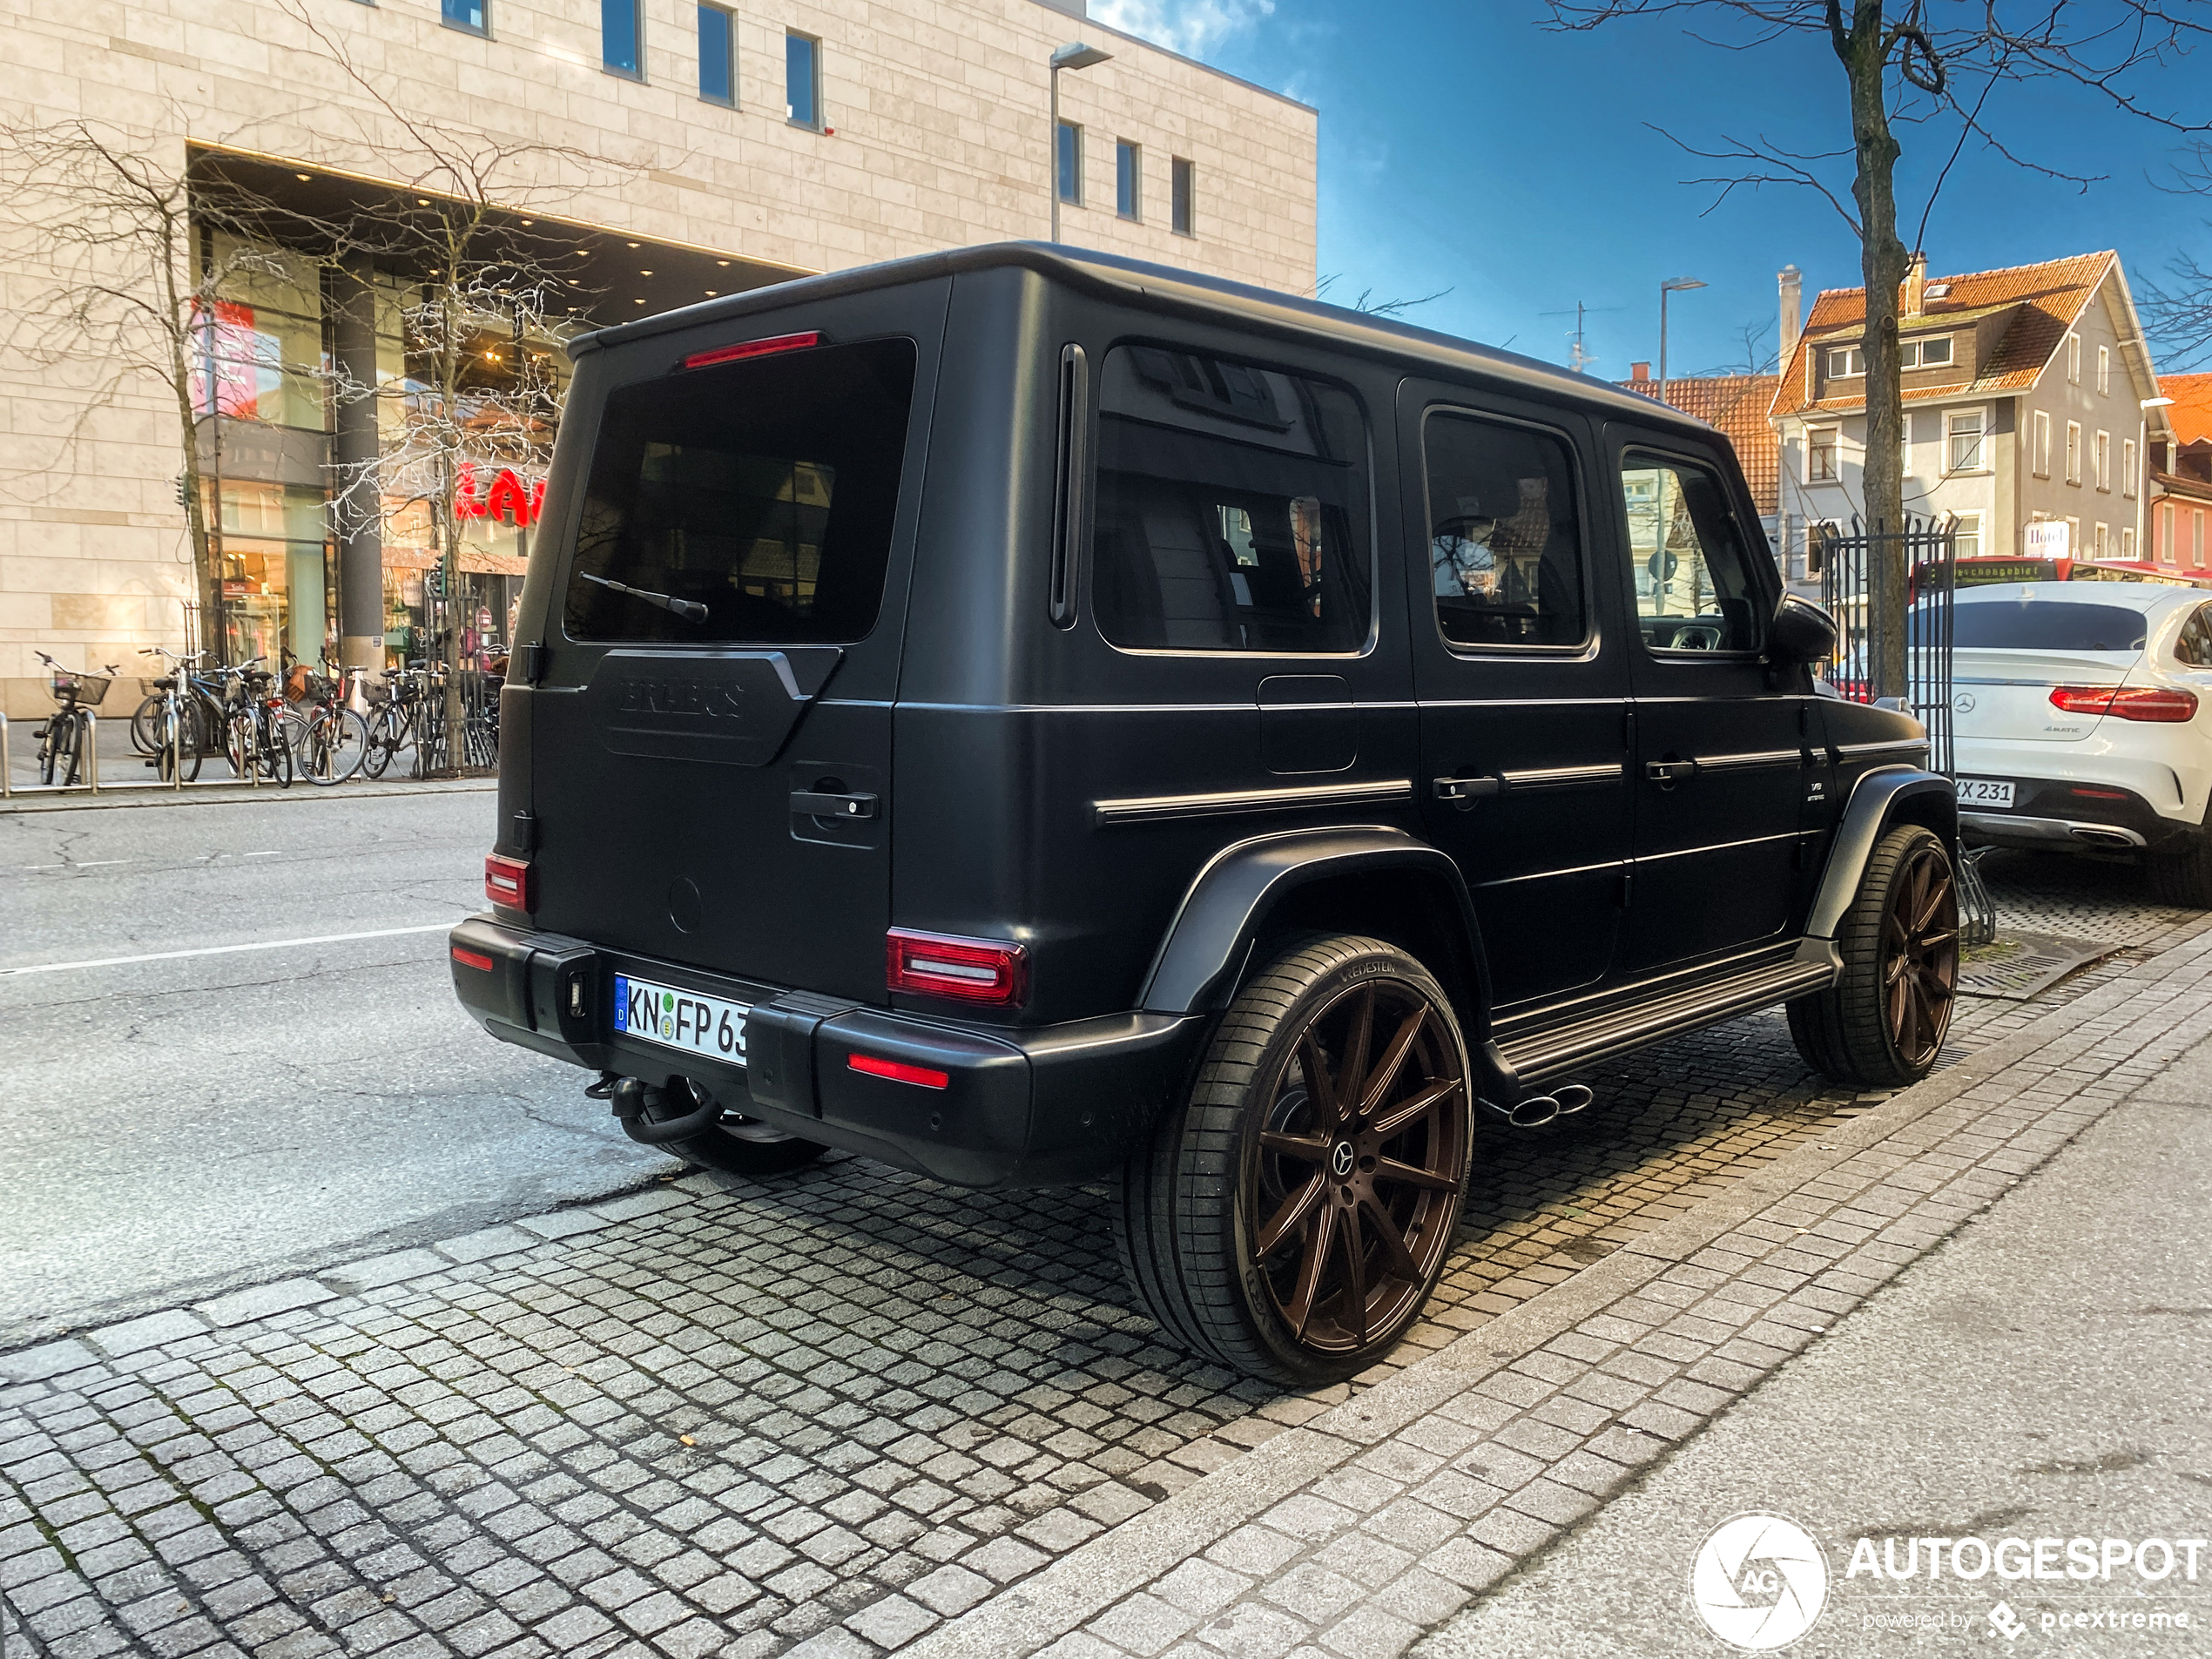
left=452, top=244, right=1960, bottom=1385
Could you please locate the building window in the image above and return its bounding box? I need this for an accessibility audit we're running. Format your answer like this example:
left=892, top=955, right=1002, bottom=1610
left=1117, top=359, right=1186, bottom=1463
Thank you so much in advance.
left=698, top=4, right=734, bottom=105
left=786, top=31, right=820, bottom=128
left=2067, top=334, right=2080, bottom=385
left=1055, top=121, right=1082, bottom=206
left=2094, top=430, right=2110, bottom=492
left=1946, top=408, right=1985, bottom=474
left=2066, top=421, right=2081, bottom=485
left=2122, top=526, right=2136, bottom=561
left=1810, top=426, right=1839, bottom=482
left=2123, top=438, right=2138, bottom=499
left=2198, top=509, right=2208, bottom=569
left=2097, top=344, right=2110, bottom=396
left=1170, top=156, right=1195, bottom=235
left=603, top=0, right=643, bottom=76
left=2033, top=410, right=2052, bottom=477
left=1116, top=139, right=1141, bottom=220
left=442, top=0, right=487, bottom=33
left=1826, top=346, right=1865, bottom=379
left=2067, top=515, right=2080, bottom=552
left=2094, top=522, right=2108, bottom=557
left=1900, top=336, right=1953, bottom=370
left=2161, top=502, right=2176, bottom=563
left=1952, top=512, right=1982, bottom=561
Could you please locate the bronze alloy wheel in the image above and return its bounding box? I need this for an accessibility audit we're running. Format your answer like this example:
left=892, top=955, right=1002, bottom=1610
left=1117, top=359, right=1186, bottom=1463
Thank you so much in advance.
left=1246, top=976, right=1469, bottom=1356
left=1881, top=837, right=1959, bottom=1070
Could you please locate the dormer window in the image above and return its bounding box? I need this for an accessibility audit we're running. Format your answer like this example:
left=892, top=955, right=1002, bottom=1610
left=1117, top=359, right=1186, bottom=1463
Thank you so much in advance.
left=1826, top=346, right=1865, bottom=378
left=1899, top=336, right=1953, bottom=369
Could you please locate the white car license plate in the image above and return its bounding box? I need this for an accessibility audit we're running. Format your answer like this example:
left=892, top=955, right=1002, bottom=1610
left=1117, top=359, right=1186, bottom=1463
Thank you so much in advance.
left=612, top=973, right=748, bottom=1062
left=1956, top=779, right=2015, bottom=809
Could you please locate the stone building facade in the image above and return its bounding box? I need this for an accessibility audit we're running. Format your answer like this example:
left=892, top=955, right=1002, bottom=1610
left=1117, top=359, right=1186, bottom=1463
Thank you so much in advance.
left=0, top=0, right=1317, bottom=711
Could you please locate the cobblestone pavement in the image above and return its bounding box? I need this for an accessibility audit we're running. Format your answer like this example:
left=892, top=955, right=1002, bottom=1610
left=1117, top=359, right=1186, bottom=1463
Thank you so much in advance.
left=0, top=853, right=2196, bottom=1659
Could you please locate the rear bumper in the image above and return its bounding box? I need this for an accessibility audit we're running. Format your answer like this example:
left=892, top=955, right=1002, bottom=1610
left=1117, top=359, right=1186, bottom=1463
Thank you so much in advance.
left=448, top=916, right=1202, bottom=1188
left=1956, top=779, right=2194, bottom=855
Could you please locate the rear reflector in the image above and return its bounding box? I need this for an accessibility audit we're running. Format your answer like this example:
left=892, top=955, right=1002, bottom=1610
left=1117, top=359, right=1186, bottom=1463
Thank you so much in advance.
left=848, top=1053, right=950, bottom=1089
left=885, top=928, right=1028, bottom=1006
left=484, top=853, right=535, bottom=910
left=683, top=330, right=820, bottom=370
left=2049, top=685, right=2199, bottom=723
left=451, top=947, right=496, bottom=972
left=2069, top=786, right=2130, bottom=801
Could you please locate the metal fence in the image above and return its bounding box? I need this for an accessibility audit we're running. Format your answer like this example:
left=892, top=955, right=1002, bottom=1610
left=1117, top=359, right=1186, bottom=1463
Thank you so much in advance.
left=1812, top=515, right=1994, bottom=943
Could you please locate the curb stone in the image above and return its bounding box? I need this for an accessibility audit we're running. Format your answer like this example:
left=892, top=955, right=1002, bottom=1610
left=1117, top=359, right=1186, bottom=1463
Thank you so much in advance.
left=897, top=913, right=2212, bottom=1659
left=0, top=777, right=497, bottom=814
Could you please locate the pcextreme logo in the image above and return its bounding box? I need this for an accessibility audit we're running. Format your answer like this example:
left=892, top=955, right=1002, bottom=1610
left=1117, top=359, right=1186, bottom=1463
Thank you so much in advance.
left=1691, top=1513, right=1831, bottom=1650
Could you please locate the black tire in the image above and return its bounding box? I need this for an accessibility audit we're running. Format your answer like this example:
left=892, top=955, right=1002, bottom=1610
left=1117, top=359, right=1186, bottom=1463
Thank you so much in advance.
left=1787, top=824, right=1959, bottom=1089
left=130, top=693, right=164, bottom=755
left=156, top=705, right=201, bottom=783
left=299, top=706, right=370, bottom=786
left=361, top=705, right=398, bottom=779
left=2147, top=805, right=2212, bottom=908
left=1110, top=934, right=1474, bottom=1386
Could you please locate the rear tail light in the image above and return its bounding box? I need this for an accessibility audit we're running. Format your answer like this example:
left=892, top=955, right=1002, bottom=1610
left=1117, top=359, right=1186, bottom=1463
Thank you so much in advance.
left=885, top=928, right=1028, bottom=1007
left=485, top=853, right=535, bottom=910
left=683, top=330, right=820, bottom=371
left=848, top=1053, right=949, bottom=1089
left=2048, top=685, right=2199, bottom=723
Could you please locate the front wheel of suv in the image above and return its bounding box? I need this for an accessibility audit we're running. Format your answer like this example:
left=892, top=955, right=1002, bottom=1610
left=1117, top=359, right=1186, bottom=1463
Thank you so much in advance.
left=1788, top=824, right=1959, bottom=1090
left=1110, top=934, right=1474, bottom=1386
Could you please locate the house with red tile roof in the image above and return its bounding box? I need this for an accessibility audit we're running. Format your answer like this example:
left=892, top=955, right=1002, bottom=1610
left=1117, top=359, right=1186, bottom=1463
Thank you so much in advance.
left=2148, top=372, right=2212, bottom=575
left=1620, top=366, right=1782, bottom=520
left=1770, top=251, right=2175, bottom=582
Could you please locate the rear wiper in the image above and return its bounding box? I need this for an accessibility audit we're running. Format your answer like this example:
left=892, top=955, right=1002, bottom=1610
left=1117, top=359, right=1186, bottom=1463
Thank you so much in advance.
left=578, top=571, right=708, bottom=623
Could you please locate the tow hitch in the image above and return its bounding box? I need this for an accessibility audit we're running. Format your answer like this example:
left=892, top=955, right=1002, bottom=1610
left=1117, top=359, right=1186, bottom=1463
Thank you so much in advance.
left=590, top=1073, right=724, bottom=1145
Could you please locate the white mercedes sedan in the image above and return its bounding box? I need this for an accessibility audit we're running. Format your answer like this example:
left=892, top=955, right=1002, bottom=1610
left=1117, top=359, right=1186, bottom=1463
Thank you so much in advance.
left=1950, top=581, right=2212, bottom=907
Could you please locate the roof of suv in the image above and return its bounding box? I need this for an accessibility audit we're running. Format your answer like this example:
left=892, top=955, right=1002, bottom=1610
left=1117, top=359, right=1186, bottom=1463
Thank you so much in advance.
left=1956, top=581, right=2201, bottom=614
left=572, top=241, right=1712, bottom=440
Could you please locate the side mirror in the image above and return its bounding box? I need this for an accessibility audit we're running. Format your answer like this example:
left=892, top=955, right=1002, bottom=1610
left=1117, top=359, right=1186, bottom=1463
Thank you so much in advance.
left=1770, top=594, right=1838, bottom=665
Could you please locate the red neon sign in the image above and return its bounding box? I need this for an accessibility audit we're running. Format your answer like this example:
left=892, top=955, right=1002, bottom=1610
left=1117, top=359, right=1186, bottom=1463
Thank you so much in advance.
left=456, top=462, right=547, bottom=527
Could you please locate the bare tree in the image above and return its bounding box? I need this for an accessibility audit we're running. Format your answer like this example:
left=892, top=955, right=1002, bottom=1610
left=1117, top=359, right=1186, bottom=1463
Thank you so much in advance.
left=1543, top=0, right=2209, bottom=697
left=0, top=116, right=330, bottom=656
left=281, top=0, right=639, bottom=773
left=2141, top=138, right=2212, bottom=369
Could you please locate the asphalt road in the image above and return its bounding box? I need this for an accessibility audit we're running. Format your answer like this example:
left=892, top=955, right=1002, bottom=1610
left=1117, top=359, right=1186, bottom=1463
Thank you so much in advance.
left=0, top=788, right=673, bottom=1348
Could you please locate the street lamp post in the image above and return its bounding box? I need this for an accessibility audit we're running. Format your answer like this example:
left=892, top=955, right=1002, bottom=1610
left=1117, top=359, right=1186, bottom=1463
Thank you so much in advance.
left=1049, top=42, right=1112, bottom=244
left=1657, top=275, right=1707, bottom=405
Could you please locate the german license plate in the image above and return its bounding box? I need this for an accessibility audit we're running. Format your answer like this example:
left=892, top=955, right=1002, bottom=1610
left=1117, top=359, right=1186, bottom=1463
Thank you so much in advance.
left=1956, top=779, right=2015, bottom=809
left=612, top=973, right=748, bottom=1062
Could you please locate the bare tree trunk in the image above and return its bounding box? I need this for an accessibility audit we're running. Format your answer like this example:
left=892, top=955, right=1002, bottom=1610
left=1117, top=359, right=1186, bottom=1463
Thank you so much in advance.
left=1838, top=1, right=1911, bottom=699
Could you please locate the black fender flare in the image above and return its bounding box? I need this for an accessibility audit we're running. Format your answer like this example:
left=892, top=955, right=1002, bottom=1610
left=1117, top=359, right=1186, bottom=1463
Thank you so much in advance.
left=1135, top=825, right=1515, bottom=1092
left=1805, top=765, right=1959, bottom=940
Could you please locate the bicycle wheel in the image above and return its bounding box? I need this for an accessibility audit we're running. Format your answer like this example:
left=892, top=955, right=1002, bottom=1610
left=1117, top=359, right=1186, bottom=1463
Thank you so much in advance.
left=130, top=694, right=165, bottom=755
left=37, top=721, right=57, bottom=786
left=157, top=703, right=201, bottom=784
left=53, top=712, right=83, bottom=786
left=302, top=707, right=368, bottom=786
left=225, top=711, right=251, bottom=779
left=361, top=704, right=396, bottom=779
left=264, top=715, right=294, bottom=787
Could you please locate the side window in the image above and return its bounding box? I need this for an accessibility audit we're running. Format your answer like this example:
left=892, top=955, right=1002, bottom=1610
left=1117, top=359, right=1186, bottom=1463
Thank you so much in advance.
left=1619, top=452, right=1761, bottom=653
left=1421, top=410, right=1586, bottom=649
left=2180, top=605, right=2212, bottom=668
left=1092, top=344, right=1371, bottom=653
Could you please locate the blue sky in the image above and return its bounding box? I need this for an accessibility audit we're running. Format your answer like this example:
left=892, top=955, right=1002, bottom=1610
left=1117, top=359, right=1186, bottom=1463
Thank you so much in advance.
left=1089, top=0, right=2212, bottom=377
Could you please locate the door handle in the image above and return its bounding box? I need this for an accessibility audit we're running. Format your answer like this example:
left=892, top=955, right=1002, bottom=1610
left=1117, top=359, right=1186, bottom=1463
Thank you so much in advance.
left=791, top=789, right=880, bottom=819
left=1645, top=759, right=1698, bottom=786
left=1433, top=774, right=1503, bottom=808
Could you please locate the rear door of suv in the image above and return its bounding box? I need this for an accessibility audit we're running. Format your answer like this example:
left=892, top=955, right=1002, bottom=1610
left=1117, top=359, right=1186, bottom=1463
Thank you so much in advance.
left=522, top=280, right=948, bottom=1004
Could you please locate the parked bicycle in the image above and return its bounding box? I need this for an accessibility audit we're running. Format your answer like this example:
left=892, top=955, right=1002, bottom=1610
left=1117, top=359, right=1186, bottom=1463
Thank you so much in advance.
left=30, top=651, right=117, bottom=787
left=133, top=647, right=208, bottom=783
left=219, top=658, right=293, bottom=787
left=288, top=659, right=372, bottom=786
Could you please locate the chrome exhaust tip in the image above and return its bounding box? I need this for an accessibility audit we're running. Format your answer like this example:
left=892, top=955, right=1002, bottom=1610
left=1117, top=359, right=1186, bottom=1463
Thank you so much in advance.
left=1484, top=1095, right=1561, bottom=1129
left=1554, top=1083, right=1595, bottom=1116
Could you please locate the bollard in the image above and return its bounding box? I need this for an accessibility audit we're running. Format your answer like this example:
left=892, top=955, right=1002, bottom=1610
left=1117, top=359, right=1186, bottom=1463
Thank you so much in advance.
left=83, top=710, right=98, bottom=793
left=0, top=710, right=10, bottom=799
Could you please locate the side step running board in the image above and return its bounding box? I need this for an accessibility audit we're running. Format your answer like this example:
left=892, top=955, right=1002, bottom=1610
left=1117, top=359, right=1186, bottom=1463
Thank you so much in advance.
left=1501, top=948, right=1839, bottom=1085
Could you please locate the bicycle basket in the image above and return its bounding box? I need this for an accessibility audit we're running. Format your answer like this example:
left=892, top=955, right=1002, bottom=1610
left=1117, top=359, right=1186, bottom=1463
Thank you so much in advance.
left=49, top=671, right=111, bottom=705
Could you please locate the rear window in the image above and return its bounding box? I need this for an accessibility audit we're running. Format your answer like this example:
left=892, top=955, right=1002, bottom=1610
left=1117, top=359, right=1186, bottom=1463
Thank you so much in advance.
left=1941, top=599, right=2148, bottom=652
left=1091, top=344, right=1371, bottom=653
left=564, top=337, right=915, bottom=644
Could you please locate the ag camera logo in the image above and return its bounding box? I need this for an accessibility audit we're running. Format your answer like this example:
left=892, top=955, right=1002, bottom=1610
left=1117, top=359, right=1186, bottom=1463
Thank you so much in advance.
left=1690, top=1513, right=1830, bottom=1650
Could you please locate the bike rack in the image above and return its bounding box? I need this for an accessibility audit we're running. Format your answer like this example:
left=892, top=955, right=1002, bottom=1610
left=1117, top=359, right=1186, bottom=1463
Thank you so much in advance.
left=0, top=710, right=10, bottom=799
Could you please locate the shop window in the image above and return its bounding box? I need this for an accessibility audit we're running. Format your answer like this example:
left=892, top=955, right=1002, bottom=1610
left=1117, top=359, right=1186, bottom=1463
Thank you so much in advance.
left=192, top=234, right=327, bottom=432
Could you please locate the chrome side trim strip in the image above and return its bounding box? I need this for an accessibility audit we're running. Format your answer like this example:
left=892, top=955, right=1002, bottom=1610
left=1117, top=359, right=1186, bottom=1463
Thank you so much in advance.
left=1837, top=738, right=1931, bottom=759
left=1095, top=778, right=1415, bottom=826
left=1498, top=762, right=1624, bottom=790
left=1692, top=748, right=1804, bottom=772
